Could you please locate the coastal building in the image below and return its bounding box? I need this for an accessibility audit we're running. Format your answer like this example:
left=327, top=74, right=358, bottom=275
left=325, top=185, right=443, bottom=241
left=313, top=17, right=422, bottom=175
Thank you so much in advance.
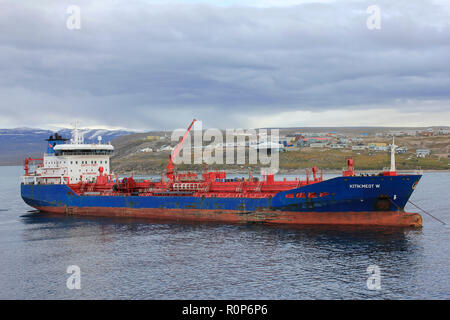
left=396, top=147, right=408, bottom=154
left=296, top=137, right=330, bottom=147
left=417, top=129, right=434, bottom=136
left=297, top=139, right=308, bottom=147
left=146, top=135, right=160, bottom=141
left=158, top=145, right=174, bottom=152
left=369, top=143, right=387, bottom=148
left=416, top=149, right=431, bottom=158
left=310, top=142, right=329, bottom=148
left=252, top=141, right=285, bottom=152
left=405, top=130, right=418, bottom=136
left=373, top=146, right=389, bottom=152
left=352, top=145, right=366, bottom=151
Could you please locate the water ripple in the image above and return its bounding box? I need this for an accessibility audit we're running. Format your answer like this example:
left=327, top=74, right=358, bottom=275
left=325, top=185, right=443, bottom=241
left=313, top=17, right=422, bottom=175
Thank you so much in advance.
left=0, top=167, right=449, bottom=299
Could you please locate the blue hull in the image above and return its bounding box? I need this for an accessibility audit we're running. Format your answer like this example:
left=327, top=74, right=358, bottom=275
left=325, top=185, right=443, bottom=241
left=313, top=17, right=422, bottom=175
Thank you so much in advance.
left=21, top=175, right=421, bottom=213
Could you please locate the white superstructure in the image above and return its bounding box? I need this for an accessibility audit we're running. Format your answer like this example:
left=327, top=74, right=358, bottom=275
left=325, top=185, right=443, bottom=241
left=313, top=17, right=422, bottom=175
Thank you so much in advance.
left=23, top=124, right=114, bottom=184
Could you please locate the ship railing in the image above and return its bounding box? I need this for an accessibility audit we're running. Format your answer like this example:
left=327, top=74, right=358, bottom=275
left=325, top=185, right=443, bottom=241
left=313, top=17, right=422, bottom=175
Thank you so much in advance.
left=172, top=183, right=203, bottom=191
left=22, top=176, right=38, bottom=185
left=396, top=169, right=423, bottom=175
left=82, top=191, right=101, bottom=196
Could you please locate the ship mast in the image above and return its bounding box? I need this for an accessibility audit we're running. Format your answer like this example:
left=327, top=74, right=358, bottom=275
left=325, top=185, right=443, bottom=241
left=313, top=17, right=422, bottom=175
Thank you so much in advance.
left=390, top=137, right=397, bottom=173
left=166, top=119, right=197, bottom=180
left=71, top=120, right=84, bottom=145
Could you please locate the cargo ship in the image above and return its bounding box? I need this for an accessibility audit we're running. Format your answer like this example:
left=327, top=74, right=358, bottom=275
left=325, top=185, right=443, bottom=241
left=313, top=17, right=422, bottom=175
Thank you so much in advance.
left=21, top=120, right=423, bottom=227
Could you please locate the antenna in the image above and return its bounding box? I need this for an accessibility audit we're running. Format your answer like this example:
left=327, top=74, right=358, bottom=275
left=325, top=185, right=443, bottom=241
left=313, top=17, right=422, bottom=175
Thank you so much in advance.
left=71, top=121, right=84, bottom=144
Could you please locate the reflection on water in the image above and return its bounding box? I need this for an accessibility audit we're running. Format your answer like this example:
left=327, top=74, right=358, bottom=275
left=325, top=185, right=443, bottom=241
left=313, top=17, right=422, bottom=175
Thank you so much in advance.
left=15, top=211, right=426, bottom=299
left=0, top=166, right=449, bottom=299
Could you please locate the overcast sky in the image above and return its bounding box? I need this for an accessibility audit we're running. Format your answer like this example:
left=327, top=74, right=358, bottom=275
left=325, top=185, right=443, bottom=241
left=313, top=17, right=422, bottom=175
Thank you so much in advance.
left=1, top=0, right=449, bottom=131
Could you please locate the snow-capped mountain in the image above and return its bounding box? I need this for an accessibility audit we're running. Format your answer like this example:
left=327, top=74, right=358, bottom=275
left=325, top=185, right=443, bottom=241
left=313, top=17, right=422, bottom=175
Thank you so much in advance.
left=0, top=127, right=135, bottom=165
left=56, top=128, right=135, bottom=143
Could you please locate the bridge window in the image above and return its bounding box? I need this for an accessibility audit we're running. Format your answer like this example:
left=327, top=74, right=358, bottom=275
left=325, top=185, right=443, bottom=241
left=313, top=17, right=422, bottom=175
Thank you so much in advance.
left=285, top=194, right=294, bottom=198
left=307, top=192, right=317, bottom=198
left=55, top=149, right=113, bottom=156
left=296, top=193, right=305, bottom=198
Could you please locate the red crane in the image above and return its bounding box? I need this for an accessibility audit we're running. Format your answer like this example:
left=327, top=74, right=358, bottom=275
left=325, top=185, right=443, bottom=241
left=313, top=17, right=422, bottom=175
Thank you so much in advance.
left=166, top=119, right=197, bottom=180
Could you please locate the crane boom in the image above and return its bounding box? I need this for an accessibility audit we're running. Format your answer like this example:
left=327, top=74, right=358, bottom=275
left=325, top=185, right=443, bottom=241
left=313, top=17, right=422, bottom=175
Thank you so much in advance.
left=166, top=119, right=197, bottom=180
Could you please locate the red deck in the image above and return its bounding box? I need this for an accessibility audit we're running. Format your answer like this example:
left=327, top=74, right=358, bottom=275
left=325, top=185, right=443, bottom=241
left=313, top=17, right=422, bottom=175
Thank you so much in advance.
left=67, top=167, right=325, bottom=198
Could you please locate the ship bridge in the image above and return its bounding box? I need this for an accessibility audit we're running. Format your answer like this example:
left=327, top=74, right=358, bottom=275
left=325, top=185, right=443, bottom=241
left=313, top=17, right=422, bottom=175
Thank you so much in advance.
left=53, top=143, right=114, bottom=156
left=23, top=122, right=116, bottom=185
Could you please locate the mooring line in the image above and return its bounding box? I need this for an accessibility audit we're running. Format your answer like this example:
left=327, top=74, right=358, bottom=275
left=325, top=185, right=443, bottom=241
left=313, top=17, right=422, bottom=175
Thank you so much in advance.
left=407, top=200, right=446, bottom=225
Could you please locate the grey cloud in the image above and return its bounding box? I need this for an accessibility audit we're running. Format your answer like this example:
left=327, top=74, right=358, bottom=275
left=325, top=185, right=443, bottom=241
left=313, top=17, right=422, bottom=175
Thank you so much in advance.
left=0, top=0, right=449, bottom=130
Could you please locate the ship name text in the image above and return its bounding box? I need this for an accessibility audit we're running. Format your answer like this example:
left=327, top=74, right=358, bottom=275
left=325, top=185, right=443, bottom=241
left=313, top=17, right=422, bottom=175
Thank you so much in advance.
left=349, top=184, right=380, bottom=189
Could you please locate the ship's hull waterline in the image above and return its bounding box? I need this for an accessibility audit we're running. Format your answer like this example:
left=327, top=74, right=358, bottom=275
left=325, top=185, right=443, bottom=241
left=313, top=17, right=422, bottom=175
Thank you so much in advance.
left=21, top=175, right=423, bottom=227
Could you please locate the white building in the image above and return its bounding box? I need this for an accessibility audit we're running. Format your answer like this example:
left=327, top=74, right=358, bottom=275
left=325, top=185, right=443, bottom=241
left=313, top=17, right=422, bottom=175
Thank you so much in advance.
left=416, top=149, right=431, bottom=158
left=396, top=147, right=408, bottom=154
left=310, top=143, right=327, bottom=148
left=252, top=141, right=285, bottom=152
left=158, top=145, right=174, bottom=152
left=373, top=146, right=389, bottom=152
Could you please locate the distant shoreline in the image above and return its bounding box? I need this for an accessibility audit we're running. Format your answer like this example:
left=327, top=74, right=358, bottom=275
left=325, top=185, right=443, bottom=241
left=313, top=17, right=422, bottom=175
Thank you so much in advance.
left=3, top=163, right=449, bottom=173
left=4, top=163, right=449, bottom=177
left=114, top=168, right=450, bottom=175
